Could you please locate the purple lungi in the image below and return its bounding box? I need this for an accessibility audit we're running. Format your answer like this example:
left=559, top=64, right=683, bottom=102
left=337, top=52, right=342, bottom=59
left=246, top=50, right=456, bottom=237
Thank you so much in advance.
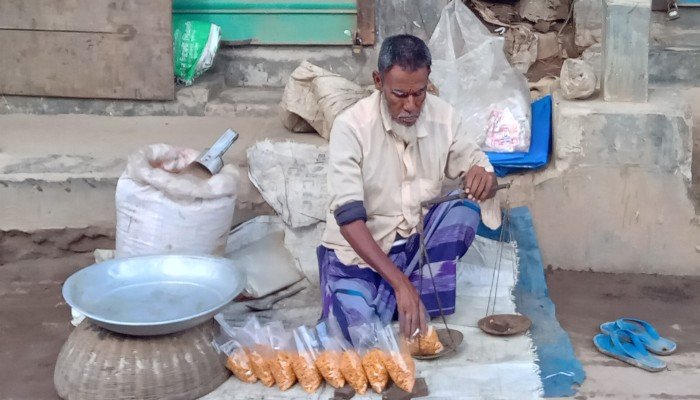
left=318, top=198, right=481, bottom=341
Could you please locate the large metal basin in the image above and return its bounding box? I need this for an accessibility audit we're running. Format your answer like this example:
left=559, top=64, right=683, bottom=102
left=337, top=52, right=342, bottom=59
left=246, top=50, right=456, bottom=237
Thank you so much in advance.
left=63, top=254, right=245, bottom=336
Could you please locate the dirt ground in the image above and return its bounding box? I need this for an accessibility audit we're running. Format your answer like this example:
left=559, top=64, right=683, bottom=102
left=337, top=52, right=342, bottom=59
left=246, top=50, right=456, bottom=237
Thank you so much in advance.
left=547, top=268, right=700, bottom=399
left=0, top=253, right=91, bottom=400
left=1, top=240, right=700, bottom=399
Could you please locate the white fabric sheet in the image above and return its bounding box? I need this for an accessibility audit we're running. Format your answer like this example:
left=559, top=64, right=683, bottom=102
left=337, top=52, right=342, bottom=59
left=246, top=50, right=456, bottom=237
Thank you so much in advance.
left=203, top=236, right=543, bottom=399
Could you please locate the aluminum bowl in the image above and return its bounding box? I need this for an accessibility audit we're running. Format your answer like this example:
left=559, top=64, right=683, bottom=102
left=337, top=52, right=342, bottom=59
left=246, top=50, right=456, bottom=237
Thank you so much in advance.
left=63, top=254, right=245, bottom=336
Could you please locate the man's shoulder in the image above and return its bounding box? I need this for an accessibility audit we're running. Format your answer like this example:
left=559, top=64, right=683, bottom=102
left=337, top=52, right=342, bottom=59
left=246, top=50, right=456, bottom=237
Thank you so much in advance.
left=335, top=91, right=380, bottom=126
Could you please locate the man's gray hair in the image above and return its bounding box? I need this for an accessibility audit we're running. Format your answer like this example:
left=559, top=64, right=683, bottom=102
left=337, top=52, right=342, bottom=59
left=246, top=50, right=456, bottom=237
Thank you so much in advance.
left=377, top=34, right=432, bottom=76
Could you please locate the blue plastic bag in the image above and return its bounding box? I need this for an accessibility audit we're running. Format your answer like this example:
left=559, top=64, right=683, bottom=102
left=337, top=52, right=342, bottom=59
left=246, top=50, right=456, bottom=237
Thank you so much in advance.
left=486, top=95, right=552, bottom=177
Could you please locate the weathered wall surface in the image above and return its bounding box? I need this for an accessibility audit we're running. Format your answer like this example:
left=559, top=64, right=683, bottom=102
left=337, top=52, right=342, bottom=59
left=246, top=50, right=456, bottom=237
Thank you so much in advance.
left=376, top=0, right=450, bottom=42
left=508, top=90, right=700, bottom=275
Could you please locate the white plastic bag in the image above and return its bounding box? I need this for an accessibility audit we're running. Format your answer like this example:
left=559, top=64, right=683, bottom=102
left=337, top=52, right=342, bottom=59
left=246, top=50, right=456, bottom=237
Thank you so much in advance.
left=247, top=140, right=329, bottom=228
left=279, top=61, right=373, bottom=139
left=173, top=20, right=221, bottom=86
left=560, top=58, right=596, bottom=100
left=212, top=315, right=258, bottom=384
left=224, top=216, right=303, bottom=298
left=291, top=326, right=324, bottom=393
left=428, top=0, right=532, bottom=153
left=283, top=222, right=326, bottom=285
left=115, top=144, right=238, bottom=258
left=264, top=321, right=298, bottom=391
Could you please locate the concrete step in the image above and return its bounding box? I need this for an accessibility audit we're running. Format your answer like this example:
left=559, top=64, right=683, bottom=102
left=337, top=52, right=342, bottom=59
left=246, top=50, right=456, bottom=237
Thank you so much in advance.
left=650, top=6, right=700, bottom=48
left=217, top=46, right=375, bottom=88
left=0, top=74, right=283, bottom=118
left=576, top=5, right=700, bottom=86
left=586, top=14, right=700, bottom=87
left=649, top=45, right=700, bottom=86
left=0, top=114, right=326, bottom=231
left=649, top=9, right=700, bottom=86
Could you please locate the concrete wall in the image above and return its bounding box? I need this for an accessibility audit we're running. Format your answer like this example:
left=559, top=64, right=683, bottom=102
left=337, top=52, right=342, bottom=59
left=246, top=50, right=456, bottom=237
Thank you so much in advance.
left=508, top=90, right=700, bottom=275
left=376, top=0, right=450, bottom=42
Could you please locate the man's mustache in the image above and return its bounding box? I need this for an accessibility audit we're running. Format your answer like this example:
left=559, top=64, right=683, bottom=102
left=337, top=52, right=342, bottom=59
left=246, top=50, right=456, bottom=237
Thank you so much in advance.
left=398, top=112, right=419, bottom=119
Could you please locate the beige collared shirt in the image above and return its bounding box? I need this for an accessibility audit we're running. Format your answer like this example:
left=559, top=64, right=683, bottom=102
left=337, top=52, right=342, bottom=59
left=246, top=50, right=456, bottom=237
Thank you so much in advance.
left=321, top=91, right=501, bottom=267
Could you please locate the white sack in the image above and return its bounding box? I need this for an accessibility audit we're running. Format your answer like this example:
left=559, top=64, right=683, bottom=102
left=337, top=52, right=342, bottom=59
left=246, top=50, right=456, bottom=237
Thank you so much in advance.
left=115, top=144, right=238, bottom=258
left=283, top=222, right=326, bottom=285
left=279, top=61, right=372, bottom=139
left=560, top=58, right=596, bottom=100
left=505, top=25, right=539, bottom=74
left=225, top=216, right=303, bottom=298
left=247, top=140, right=329, bottom=229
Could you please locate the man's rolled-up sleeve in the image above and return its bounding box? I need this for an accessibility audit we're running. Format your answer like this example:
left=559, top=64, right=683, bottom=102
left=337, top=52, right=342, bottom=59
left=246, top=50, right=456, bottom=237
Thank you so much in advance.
left=445, top=110, right=494, bottom=179
left=328, top=119, right=367, bottom=226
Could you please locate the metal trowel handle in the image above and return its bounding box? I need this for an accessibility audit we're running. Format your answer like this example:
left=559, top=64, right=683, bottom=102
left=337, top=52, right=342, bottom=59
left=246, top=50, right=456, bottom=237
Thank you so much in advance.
left=195, top=129, right=239, bottom=175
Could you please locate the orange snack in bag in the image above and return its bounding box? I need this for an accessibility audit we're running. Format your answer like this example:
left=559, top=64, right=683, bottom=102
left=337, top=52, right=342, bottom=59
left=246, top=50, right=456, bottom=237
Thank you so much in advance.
left=340, top=350, right=368, bottom=394
left=225, top=349, right=257, bottom=383
left=382, top=350, right=415, bottom=393
left=407, top=326, right=444, bottom=356
left=292, top=352, right=323, bottom=393
left=316, top=350, right=346, bottom=388
left=269, top=350, right=297, bottom=391
left=246, top=346, right=275, bottom=387
left=362, top=348, right=389, bottom=393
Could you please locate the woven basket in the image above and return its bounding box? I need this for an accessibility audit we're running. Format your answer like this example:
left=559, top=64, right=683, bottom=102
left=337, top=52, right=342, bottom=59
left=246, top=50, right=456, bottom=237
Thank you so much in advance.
left=54, top=320, right=229, bottom=400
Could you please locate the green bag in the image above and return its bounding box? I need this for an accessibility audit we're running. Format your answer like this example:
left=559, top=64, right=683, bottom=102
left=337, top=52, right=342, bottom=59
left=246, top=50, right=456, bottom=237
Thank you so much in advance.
left=173, top=20, right=221, bottom=86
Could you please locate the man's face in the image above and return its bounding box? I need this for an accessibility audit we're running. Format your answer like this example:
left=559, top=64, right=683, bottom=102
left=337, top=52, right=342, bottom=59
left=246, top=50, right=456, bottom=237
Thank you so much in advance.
left=373, top=66, right=430, bottom=127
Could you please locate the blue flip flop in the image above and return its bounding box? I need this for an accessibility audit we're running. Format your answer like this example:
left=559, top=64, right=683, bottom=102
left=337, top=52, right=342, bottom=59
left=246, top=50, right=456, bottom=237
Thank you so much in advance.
left=600, top=318, right=677, bottom=355
left=593, top=330, right=667, bottom=372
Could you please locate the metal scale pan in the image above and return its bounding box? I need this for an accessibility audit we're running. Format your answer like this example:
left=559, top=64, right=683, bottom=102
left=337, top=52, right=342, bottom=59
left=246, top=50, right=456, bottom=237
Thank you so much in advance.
left=63, top=254, right=246, bottom=336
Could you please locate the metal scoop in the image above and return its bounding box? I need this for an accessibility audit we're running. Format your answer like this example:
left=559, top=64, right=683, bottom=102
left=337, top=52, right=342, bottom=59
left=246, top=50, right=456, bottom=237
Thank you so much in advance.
left=244, top=286, right=306, bottom=312
left=188, top=129, right=239, bottom=176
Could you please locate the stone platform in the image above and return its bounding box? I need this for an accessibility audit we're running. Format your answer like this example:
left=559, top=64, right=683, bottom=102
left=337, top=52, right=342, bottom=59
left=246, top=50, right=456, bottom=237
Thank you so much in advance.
left=0, top=113, right=325, bottom=231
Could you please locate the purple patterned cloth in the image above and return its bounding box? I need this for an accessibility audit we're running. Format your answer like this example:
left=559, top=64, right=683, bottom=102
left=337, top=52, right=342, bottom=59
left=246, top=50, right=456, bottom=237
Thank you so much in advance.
left=318, top=197, right=481, bottom=341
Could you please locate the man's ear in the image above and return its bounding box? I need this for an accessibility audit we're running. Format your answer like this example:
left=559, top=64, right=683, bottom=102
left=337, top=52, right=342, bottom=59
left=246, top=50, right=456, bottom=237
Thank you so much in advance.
left=372, top=71, right=382, bottom=91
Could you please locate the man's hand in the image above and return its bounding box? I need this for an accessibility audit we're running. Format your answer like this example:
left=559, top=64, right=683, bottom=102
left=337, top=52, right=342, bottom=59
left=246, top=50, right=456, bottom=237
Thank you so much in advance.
left=464, top=166, right=496, bottom=202
left=339, top=220, right=427, bottom=338
left=394, top=275, right=428, bottom=338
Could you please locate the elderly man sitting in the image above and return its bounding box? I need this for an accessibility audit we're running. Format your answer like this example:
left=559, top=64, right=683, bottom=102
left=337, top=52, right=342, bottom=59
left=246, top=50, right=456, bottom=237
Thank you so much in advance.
left=317, top=34, right=501, bottom=341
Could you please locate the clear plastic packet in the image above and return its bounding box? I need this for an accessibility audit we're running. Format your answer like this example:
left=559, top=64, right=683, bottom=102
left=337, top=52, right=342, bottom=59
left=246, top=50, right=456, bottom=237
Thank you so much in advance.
left=406, top=325, right=444, bottom=357
left=291, top=326, right=323, bottom=393
left=265, top=321, right=298, bottom=391
left=239, top=315, right=276, bottom=387
left=350, top=322, right=389, bottom=394
left=325, top=317, right=368, bottom=395
left=315, top=320, right=346, bottom=388
left=341, top=349, right=367, bottom=395
left=211, top=315, right=257, bottom=383
left=378, top=324, right=416, bottom=393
